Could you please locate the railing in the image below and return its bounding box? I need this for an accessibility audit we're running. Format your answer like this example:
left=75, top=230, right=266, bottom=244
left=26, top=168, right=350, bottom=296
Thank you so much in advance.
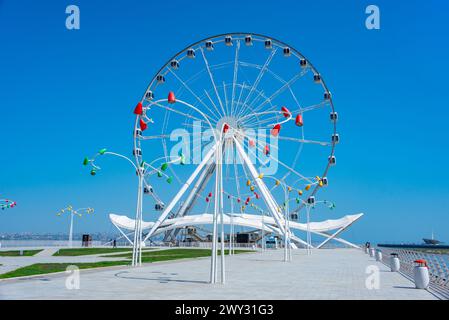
left=177, top=242, right=256, bottom=249
left=377, top=246, right=449, bottom=299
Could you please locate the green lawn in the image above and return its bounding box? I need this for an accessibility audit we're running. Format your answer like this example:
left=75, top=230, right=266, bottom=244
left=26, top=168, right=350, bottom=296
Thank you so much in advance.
left=0, top=249, right=43, bottom=257
left=102, top=248, right=253, bottom=262
left=0, top=261, right=129, bottom=279
left=0, top=248, right=254, bottom=279
left=53, top=247, right=135, bottom=256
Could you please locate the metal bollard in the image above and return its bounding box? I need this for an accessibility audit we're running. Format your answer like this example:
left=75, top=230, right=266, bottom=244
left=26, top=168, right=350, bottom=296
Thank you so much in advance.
left=369, top=248, right=375, bottom=257
left=413, top=259, right=430, bottom=289
left=390, top=253, right=400, bottom=272
left=375, top=249, right=382, bottom=262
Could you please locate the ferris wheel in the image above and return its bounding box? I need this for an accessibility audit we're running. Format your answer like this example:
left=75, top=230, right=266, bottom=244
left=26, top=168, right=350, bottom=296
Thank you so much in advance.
left=129, top=33, right=338, bottom=275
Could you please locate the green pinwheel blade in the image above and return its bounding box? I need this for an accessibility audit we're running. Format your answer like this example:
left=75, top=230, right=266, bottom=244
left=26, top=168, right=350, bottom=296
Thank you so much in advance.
left=83, top=157, right=89, bottom=165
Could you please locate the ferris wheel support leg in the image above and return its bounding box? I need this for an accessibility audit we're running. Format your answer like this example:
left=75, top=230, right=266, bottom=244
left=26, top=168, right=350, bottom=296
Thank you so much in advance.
left=233, top=138, right=289, bottom=238
left=166, top=164, right=215, bottom=242
left=132, top=174, right=143, bottom=267
left=143, top=143, right=218, bottom=243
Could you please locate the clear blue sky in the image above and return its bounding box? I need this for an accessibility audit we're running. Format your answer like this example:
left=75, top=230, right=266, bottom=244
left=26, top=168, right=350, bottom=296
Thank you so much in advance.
left=0, top=0, right=448, bottom=243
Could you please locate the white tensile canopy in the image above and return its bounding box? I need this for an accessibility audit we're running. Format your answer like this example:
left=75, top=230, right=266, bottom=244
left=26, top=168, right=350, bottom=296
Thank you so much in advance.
left=109, top=212, right=363, bottom=249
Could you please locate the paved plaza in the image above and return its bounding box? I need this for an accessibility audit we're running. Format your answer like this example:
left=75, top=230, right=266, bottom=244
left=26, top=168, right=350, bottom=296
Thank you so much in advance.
left=0, top=248, right=438, bottom=300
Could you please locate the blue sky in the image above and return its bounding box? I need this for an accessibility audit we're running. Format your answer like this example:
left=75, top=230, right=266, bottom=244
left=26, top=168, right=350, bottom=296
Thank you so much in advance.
left=0, top=0, right=448, bottom=243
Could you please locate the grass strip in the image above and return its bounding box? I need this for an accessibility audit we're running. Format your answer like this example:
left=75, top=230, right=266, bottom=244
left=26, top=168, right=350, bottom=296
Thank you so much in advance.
left=53, top=247, right=135, bottom=256
left=0, top=261, right=129, bottom=279
left=0, top=249, right=43, bottom=257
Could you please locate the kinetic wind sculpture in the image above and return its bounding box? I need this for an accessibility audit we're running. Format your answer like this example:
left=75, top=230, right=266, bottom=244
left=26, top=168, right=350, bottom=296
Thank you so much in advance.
left=0, top=198, right=17, bottom=210
left=83, top=147, right=181, bottom=266
left=57, top=206, right=94, bottom=247
left=129, top=33, right=338, bottom=283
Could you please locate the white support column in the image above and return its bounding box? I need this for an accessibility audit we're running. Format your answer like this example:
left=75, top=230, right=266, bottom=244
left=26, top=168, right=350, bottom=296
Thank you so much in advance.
left=69, top=211, right=74, bottom=248
left=210, top=143, right=221, bottom=284
left=219, top=145, right=225, bottom=284
left=306, top=205, right=311, bottom=255
left=143, top=142, right=218, bottom=242
left=132, top=173, right=144, bottom=266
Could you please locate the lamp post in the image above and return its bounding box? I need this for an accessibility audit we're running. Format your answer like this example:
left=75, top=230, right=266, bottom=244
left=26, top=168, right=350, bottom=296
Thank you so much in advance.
left=83, top=148, right=180, bottom=266
left=83, top=149, right=143, bottom=266
left=57, top=206, right=94, bottom=247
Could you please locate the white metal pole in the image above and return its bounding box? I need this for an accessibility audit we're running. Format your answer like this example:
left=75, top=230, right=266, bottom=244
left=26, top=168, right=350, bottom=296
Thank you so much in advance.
left=132, top=174, right=142, bottom=267
left=69, top=210, right=74, bottom=248
left=138, top=174, right=143, bottom=266
left=219, top=146, right=225, bottom=284
left=262, top=212, right=265, bottom=252
left=210, top=145, right=221, bottom=284
left=284, top=188, right=288, bottom=262
left=306, top=205, right=311, bottom=255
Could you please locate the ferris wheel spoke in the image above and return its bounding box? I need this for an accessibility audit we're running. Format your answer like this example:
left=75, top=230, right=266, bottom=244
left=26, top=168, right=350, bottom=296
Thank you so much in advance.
left=257, top=133, right=331, bottom=147
left=234, top=82, right=247, bottom=119
left=204, top=90, right=224, bottom=120
left=151, top=102, right=209, bottom=124
left=199, top=47, right=227, bottom=116
left=290, top=100, right=330, bottom=114
left=167, top=68, right=222, bottom=121
left=238, top=48, right=278, bottom=119
left=230, top=40, right=240, bottom=117
left=244, top=68, right=310, bottom=118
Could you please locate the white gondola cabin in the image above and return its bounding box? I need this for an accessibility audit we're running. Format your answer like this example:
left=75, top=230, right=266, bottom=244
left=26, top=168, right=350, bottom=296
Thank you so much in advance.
left=314, top=74, right=321, bottom=83
left=133, top=148, right=142, bottom=156
left=143, top=186, right=153, bottom=194
left=245, top=35, right=252, bottom=46
left=321, top=177, right=328, bottom=186
left=332, top=134, right=340, bottom=144
left=156, top=75, right=165, bottom=83
left=225, top=36, right=233, bottom=46
left=170, top=60, right=179, bottom=69
left=134, top=129, right=142, bottom=137
left=307, top=196, right=315, bottom=205
left=187, top=48, right=195, bottom=58
left=205, top=41, right=214, bottom=51
left=283, top=47, right=291, bottom=57
left=328, top=155, right=336, bottom=165
left=145, top=90, right=154, bottom=100
left=324, top=92, right=332, bottom=100
left=300, top=59, right=307, bottom=68
left=330, top=112, right=338, bottom=122
left=264, top=39, right=272, bottom=49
